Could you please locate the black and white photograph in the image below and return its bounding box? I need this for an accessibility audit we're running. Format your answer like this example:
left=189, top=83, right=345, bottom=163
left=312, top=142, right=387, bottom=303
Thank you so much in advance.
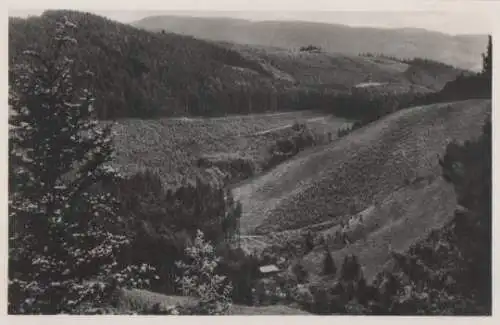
left=6, top=0, right=494, bottom=316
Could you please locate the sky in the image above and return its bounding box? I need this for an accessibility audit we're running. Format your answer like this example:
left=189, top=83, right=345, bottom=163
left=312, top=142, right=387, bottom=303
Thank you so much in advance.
left=8, top=8, right=494, bottom=36
left=7, top=0, right=500, bottom=34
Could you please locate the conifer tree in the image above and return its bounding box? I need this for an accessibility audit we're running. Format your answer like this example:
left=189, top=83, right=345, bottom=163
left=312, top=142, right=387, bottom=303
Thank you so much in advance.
left=340, top=255, right=364, bottom=283
left=304, top=231, right=315, bottom=252
left=175, top=230, right=233, bottom=315
left=482, top=35, right=492, bottom=78
left=8, top=16, right=154, bottom=314
left=323, top=248, right=337, bottom=276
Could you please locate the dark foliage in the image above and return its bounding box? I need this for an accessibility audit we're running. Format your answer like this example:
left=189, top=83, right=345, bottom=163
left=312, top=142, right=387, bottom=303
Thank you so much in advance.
left=299, top=45, right=322, bottom=52
left=482, top=35, right=492, bottom=77
left=322, top=249, right=337, bottom=276
left=339, top=255, right=364, bottom=283
left=264, top=123, right=318, bottom=171
left=292, top=263, right=308, bottom=284
left=216, top=245, right=260, bottom=305
left=110, top=170, right=242, bottom=294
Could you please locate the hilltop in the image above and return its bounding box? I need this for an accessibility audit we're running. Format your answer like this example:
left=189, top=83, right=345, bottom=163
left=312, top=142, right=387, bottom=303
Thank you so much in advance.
left=10, top=10, right=465, bottom=119
left=133, top=15, right=487, bottom=71
left=232, top=99, right=491, bottom=279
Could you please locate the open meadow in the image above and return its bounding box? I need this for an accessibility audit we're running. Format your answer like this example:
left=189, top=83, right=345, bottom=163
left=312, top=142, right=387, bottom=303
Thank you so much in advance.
left=110, top=110, right=353, bottom=186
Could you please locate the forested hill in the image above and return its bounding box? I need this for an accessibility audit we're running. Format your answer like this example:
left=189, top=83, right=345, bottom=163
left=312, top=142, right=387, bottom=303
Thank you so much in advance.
left=9, top=10, right=467, bottom=119
left=9, top=10, right=280, bottom=119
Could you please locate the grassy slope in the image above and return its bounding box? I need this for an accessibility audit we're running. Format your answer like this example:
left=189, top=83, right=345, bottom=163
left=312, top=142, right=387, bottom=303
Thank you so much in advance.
left=230, top=44, right=462, bottom=93
left=110, top=111, right=352, bottom=186
left=117, top=288, right=309, bottom=315
left=233, top=100, right=490, bottom=279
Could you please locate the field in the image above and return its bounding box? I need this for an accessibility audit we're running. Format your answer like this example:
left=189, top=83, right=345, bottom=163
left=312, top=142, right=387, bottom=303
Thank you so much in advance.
left=232, top=99, right=491, bottom=280
left=116, top=288, right=309, bottom=315
left=232, top=44, right=461, bottom=93
left=110, top=110, right=352, bottom=186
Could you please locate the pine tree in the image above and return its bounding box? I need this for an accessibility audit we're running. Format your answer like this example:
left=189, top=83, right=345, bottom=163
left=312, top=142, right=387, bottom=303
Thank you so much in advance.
left=304, top=231, right=315, bottom=252
left=293, top=263, right=308, bottom=283
left=482, top=35, right=492, bottom=77
left=322, top=248, right=337, bottom=276
left=340, top=255, right=364, bottom=283
left=8, top=16, right=154, bottom=314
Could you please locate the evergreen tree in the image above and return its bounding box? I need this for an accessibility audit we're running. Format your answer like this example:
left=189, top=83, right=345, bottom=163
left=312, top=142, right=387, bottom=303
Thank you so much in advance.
left=482, top=35, right=492, bottom=77
left=8, top=16, right=154, bottom=314
left=322, top=248, right=337, bottom=276
left=293, top=263, right=308, bottom=283
left=304, top=231, right=315, bottom=252
left=175, top=230, right=233, bottom=315
left=340, top=255, right=363, bottom=283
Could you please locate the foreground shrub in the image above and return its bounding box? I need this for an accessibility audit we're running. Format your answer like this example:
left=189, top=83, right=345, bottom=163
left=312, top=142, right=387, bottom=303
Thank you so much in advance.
left=175, top=230, right=233, bottom=315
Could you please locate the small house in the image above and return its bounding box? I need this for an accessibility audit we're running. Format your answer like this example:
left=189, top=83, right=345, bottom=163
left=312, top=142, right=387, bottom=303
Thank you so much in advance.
left=258, top=264, right=281, bottom=278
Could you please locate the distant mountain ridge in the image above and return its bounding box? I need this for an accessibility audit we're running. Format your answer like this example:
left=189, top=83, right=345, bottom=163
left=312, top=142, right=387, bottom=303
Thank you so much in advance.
left=133, top=15, right=487, bottom=71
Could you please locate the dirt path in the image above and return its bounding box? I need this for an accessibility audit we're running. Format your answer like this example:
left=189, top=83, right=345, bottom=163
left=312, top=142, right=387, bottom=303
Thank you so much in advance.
left=252, top=116, right=329, bottom=136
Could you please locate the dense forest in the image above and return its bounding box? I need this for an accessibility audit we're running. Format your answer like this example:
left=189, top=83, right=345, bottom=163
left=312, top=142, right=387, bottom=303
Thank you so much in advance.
left=10, top=10, right=467, bottom=120
left=8, top=12, right=492, bottom=315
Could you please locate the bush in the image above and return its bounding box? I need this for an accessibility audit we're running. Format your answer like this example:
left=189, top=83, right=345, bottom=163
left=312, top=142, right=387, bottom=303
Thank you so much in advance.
left=299, top=45, right=321, bottom=53
left=304, top=231, right=315, bottom=252
left=264, top=123, right=317, bottom=170
left=216, top=245, right=260, bottom=305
